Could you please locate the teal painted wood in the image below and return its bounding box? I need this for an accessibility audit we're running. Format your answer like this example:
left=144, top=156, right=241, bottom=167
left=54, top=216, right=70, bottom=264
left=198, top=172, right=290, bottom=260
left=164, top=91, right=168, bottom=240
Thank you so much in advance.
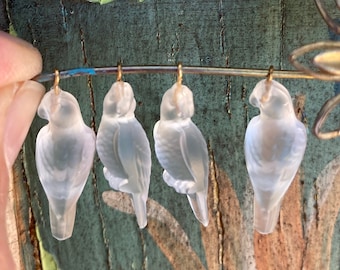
left=7, top=0, right=340, bottom=269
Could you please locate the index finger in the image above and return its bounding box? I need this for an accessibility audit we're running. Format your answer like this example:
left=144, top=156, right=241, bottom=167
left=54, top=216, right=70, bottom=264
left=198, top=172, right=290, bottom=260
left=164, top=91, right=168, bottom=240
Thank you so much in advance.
left=0, top=31, right=42, bottom=88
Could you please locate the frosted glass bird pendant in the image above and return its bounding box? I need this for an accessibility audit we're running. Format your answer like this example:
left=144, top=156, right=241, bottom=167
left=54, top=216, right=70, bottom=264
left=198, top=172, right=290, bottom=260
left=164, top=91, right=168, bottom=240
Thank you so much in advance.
left=36, top=87, right=96, bottom=240
left=154, top=82, right=209, bottom=227
left=96, top=81, right=151, bottom=229
left=244, top=79, right=307, bottom=234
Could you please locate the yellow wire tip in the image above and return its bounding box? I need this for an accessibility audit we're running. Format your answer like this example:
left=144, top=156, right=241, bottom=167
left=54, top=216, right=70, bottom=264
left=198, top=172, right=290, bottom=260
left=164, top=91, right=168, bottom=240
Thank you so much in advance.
left=54, top=70, right=60, bottom=95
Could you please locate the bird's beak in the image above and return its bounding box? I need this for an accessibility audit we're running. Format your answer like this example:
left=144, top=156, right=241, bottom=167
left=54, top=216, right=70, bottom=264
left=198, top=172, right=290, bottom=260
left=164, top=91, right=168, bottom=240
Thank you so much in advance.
left=249, top=93, right=259, bottom=108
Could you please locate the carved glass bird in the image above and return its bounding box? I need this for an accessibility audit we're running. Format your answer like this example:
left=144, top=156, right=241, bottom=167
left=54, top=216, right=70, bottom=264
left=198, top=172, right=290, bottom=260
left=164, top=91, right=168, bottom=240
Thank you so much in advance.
left=96, top=81, right=151, bottom=229
left=153, top=82, right=209, bottom=227
left=244, top=79, right=307, bottom=234
left=36, top=88, right=96, bottom=240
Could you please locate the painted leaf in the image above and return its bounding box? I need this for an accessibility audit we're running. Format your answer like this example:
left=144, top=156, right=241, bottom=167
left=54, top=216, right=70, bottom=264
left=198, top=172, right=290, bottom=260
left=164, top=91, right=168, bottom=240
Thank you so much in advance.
left=102, top=191, right=205, bottom=269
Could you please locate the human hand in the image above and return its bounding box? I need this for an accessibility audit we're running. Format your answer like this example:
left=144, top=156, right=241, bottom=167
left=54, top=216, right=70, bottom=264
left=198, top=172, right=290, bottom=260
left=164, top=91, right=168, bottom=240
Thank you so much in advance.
left=0, top=30, right=45, bottom=269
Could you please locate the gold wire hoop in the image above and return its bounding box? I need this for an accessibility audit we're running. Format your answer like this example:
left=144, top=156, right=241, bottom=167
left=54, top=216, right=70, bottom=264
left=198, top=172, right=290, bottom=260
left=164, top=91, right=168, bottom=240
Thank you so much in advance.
left=117, top=62, right=123, bottom=82
left=266, top=65, right=274, bottom=82
left=177, top=62, right=183, bottom=85
left=261, top=66, right=274, bottom=103
left=174, top=63, right=183, bottom=110
left=313, top=93, right=340, bottom=139
left=54, top=70, right=60, bottom=95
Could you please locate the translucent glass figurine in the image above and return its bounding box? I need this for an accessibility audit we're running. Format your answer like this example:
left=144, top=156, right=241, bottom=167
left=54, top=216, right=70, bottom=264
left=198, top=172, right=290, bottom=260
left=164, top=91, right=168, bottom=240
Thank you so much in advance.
left=244, top=79, right=307, bottom=234
left=153, top=82, right=209, bottom=227
left=96, top=81, right=151, bottom=229
left=36, top=87, right=96, bottom=240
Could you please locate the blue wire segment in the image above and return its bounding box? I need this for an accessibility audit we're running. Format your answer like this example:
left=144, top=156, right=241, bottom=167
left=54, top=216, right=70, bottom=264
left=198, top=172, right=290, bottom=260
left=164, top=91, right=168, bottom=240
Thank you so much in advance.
left=68, top=68, right=96, bottom=76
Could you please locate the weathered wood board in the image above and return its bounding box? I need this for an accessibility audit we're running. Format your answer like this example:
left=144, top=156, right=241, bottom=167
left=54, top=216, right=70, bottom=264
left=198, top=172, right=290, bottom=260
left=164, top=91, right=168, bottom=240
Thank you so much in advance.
left=3, top=0, right=340, bottom=269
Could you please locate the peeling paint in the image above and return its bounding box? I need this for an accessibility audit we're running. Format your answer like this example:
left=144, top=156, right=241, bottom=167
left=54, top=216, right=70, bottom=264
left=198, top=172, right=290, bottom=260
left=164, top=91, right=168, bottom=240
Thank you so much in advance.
left=59, top=0, right=68, bottom=31
left=242, top=85, right=248, bottom=129
left=218, top=0, right=226, bottom=55
left=21, top=150, right=42, bottom=269
left=208, top=143, right=224, bottom=267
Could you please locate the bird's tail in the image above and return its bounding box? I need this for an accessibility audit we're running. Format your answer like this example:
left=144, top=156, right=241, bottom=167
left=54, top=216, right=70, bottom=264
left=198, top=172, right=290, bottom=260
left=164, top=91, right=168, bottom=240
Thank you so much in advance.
left=187, top=191, right=209, bottom=227
left=253, top=197, right=282, bottom=234
left=49, top=203, right=77, bottom=240
left=131, top=193, right=148, bottom=229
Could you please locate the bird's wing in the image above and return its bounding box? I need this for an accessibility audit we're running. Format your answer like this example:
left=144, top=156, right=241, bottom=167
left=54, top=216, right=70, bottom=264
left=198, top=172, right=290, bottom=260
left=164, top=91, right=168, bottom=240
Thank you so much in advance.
left=245, top=117, right=306, bottom=207
left=36, top=125, right=95, bottom=204
left=278, top=120, right=307, bottom=184
left=154, top=121, right=191, bottom=179
left=245, top=117, right=306, bottom=233
left=179, top=121, right=209, bottom=226
left=77, top=127, right=96, bottom=184
left=244, top=116, right=268, bottom=176
left=36, top=126, right=95, bottom=186
left=35, top=125, right=52, bottom=188
left=179, top=120, right=209, bottom=191
left=96, top=119, right=127, bottom=179
left=117, top=118, right=151, bottom=229
left=154, top=120, right=209, bottom=226
left=117, top=119, right=151, bottom=194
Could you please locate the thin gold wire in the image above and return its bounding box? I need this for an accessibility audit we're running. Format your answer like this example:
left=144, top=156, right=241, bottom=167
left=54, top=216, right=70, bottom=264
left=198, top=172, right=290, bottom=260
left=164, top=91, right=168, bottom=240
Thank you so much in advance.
left=313, top=93, right=340, bottom=139
left=35, top=66, right=315, bottom=83
left=53, top=70, right=60, bottom=95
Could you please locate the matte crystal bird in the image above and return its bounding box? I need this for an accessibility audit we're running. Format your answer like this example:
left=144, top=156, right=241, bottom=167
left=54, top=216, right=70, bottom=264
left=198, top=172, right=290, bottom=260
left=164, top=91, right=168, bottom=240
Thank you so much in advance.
left=36, top=87, right=96, bottom=240
left=96, top=81, right=151, bottom=229
left=154, top=82, right=209, bottom=227
left=244, top=79, right=307, bottom=234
